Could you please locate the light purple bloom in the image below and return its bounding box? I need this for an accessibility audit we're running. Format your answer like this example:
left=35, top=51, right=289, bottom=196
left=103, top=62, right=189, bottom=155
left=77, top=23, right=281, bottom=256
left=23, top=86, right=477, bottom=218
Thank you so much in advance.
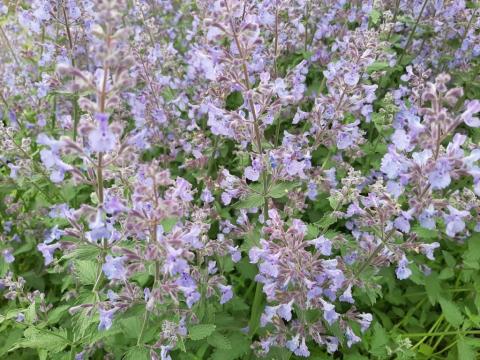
left=444, top=206, right=470, bottom=237
left=37, top=242, right=61, bottom=265
left=201, top=188, right=214, bottom=203
left=325, top=336, right=339, bottom=353
left=339, top=284, right=354, bottom=303
left=2, top=249, right=14, bottom=264
left=391, top=129, right=411, bottom=151
left=357, top=313, right=372, bottom=332
left=320, top=299, right=339, bottom=325
left=102, top=255, right=127, bottom=281
left=344, top=71, right=360, bottom=86
left=218, top=284, right=233, bottom=304
left=260, top=306, right=278, bottom=327
left=461, top=100, right=480, bottom=127
left=98, top=307, right=117, bottom=331
left=164, top=247, right=189, bottom=275
left=395, top=255, right=412, bottom=280
left=89, top=113, right=116, bottom=153
left=419, top=205, right=436, bottom=230
left=228, top=245, right=241, bottom=263
left=309, top=236, right=332, bottom=256
left=428, top=158, right=451, bottom=189
left=277, top=300, right=293, bottom=321
left=294, top=337, right=310, bottom=357
left=345, top=327, right=361, bottom=347
left=420, top=242, right=440, bottom=260
left=16, top=313, right=25, bottom=322
left=244, top=166, right=260, bottom=181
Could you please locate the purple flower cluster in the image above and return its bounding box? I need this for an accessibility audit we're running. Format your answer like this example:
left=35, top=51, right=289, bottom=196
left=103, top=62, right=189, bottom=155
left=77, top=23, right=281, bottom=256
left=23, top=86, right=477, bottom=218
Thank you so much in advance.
left=249, top=209, right=371, bottom=356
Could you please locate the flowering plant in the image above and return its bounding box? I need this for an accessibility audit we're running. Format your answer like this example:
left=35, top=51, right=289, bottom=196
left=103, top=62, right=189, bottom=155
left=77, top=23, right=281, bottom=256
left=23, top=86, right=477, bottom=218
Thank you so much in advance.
left=1, top=0, right=480, bottom=359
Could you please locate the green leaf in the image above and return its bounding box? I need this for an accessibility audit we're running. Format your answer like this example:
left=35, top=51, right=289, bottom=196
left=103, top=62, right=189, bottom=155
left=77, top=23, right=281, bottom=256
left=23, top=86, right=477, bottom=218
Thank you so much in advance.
left=124, top=346, right=150, bottom=360
left=315, top=214, right=337, bottom=229
left=48, top=305, right=71, bottom=325
left=268, top=182, right=300, bottom=199
left=457, top=336, right=476, bottom=360
left=344, top=351, right=369, bottom=360
left=13, top=327, right=70, bottom=353
left=367, top=61, right=389, bottom=73
left=161, top=217, right=178, bottom=232
left=234, top=194, right=264, bottom=209
left=225, top=91, right=243, bottom=111
left=369, top=9, right=381, bottom=25
left=207, top=332, right=232, bottom=350
left=62, top=245, right=101, bottom=261
left=439, top=297, right=463, bottom=327
left=189, top=324, right=216, bottom=340
left=120, top=316, right=145, bottom=339
left=327, top=194, right=340, bottom=209
left=464, top=234, right=480, bottom=269
left=438, top=268, right=454, bottom=280
left=306, top=224, right=319, bottom=239
left=369, top=323, right=388, bottom=357
left=25, top=301, right=37, bottom=323
left=418, top=343, right=433, bottom=356
left=210, top=333, right=250, bottom=360
left=74, top=260, right=98, bottom=285
left=442, top=251, right=456, bottom=267
left=425, top=272, right=441, bottom=305
left=412, top=226, right=439, bottom=239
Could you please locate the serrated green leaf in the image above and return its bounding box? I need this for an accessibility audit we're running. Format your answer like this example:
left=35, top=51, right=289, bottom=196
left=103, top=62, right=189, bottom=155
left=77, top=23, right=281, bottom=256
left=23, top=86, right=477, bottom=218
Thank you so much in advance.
left=442, top=251, right=456, bottom=267
left=457, top=336, right=476, bottom=360
left=25, top=301, right=37, bottom=323
left=328, top=194, right=340, bottom=209
left=233, top=194, right=264, bottom=209
left=161, top=217, right=178, bottom=232
left=189, top=324, right=216, bottom=340
left=124, top=346, right=150, bottom=360
left=438, top=267, right=454, bottom=280
left=425, top=272, right=441, bottom=305
left=207, top=332, right=232, bottom=350
left=412, top=226, right=439, bottom=239
left=225, top=91, right=243, bottom=111
left=120, top=315, right=145, bottom=339
left=268, top=182, right=300, bottom=198
left=344, top=352, right=369, bottom=360
left=464, top=234, right=480, bottom=269
left=315, top=214, right=337, bottom=229
left=74, top=260, right=98, bottom=285
left=12, top=327, right=70, bottom=353
left=369, top=323, right=388, bottom=357
left=369, top=9, right=381, bottom=25
left=418, top=343, right=433, bottom=356
left=209, top=333, right=250, bottom=360
left=439, top=297, right=463, bottom=327
left=62, top=245, right=101, bottom=261
left=306, top=224, right=319, bottom=239
left=367, top=61, right=389, bottom=73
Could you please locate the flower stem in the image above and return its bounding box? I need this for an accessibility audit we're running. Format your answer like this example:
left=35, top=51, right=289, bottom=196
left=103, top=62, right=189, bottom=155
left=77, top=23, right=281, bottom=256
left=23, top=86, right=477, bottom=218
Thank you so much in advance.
left=137, top=309, right=150, bottom=345
left=402, top=330, right=480, bottom=337
left=248, top=282, right=264, bottom=337
left=397, top=0, right=429, bottom=65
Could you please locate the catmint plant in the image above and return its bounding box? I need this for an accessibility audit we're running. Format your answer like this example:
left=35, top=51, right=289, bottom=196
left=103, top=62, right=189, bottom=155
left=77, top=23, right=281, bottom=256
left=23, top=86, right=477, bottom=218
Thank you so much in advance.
left=0, top=0, right=480, bottom=359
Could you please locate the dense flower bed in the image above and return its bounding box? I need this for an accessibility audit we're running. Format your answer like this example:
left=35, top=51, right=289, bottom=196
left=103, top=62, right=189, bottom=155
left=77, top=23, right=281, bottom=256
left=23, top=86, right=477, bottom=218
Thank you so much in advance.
left=0, top=0, right=480, bottom=359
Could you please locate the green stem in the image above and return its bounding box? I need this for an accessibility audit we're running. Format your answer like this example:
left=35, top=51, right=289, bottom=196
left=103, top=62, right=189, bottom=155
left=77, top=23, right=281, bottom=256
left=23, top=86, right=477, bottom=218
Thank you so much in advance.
left=397, top=0, right=429, bottom=65
left=0, top=24, right=20, bottom=67
left=403, top=330, right=480, bottom=337
left=387, top=0, right=401, bottom=41
left=137, top=309, right=150, bottom=345
left=393, top=298, right=426, bottom=330
left=248, top=282, right=264, bottom=337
